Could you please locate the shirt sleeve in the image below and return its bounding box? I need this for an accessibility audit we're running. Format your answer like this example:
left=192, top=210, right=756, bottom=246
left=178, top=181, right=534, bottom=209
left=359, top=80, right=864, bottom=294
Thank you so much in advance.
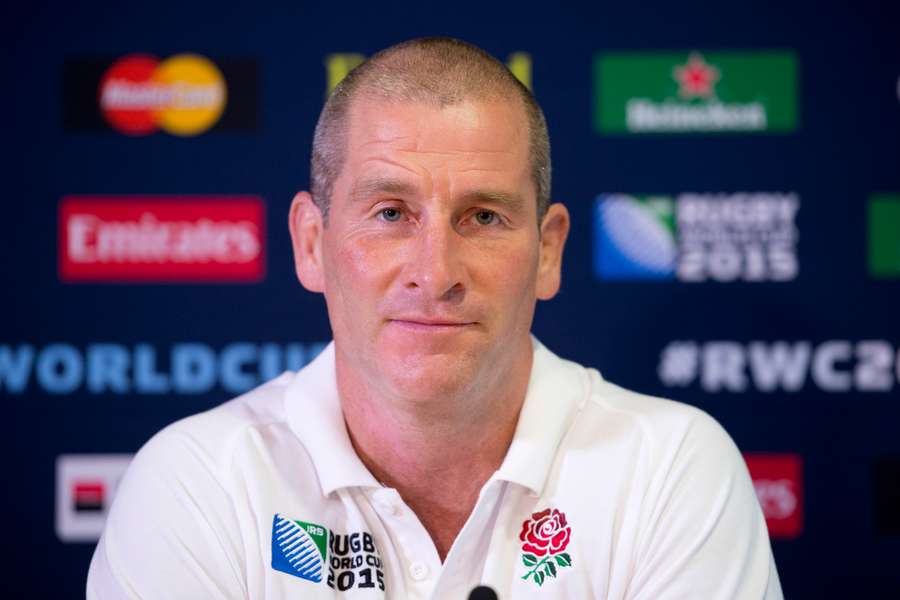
left=626, top=411, right=783, bottom=600
left=86, top=427, right=248, bottom=600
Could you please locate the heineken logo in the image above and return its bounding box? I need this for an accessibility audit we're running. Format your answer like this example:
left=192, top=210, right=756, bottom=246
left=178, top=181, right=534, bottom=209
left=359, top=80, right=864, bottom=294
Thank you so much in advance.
left=673, top=52, right=719, bottom=99
left=271, top=514, right=385, bottom=591
left=594, top=50, right=798, bottom=134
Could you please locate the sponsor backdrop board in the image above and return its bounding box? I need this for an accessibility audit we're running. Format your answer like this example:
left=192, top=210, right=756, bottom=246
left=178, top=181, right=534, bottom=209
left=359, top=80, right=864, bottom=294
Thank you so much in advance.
left=3, top=0, right=899, bottom=597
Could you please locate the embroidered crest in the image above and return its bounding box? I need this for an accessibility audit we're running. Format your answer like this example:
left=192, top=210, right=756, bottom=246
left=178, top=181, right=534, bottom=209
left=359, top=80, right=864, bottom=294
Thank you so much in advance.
left=270, top=513, right=386, bottom=591
left=519, top=508, right=573, bottom=587
left=271, top=514, right=328, bottom=583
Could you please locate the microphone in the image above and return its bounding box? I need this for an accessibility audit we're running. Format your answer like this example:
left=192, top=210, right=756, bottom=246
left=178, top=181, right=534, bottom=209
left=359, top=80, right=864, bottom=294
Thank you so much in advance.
left=468, top=585, right=498, bottom=600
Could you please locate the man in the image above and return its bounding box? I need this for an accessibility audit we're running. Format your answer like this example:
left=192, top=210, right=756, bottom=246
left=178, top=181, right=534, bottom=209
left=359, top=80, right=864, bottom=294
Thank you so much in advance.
left=87, top=37, right=782, bottom=599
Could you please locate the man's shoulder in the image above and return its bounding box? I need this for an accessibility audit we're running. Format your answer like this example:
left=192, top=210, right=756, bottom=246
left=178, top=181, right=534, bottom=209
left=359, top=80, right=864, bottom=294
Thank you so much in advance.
left=550, top=351, right=735, bottom=457
left=175, top=370, right=292, bottom=434
left=585, top=371, right=710, bottom=429
left=555, top=356, right=752, bottom=510
left=134, top=371, right=297, bottom=471
left=548, top=358, right=780, bottom=600
left=90, top=373, right=302, bottom=600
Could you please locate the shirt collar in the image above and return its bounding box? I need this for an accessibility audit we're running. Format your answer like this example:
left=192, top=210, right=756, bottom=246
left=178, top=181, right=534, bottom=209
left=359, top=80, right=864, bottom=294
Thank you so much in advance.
left=492, top=337, right=586, bottom=496
left=284, top=342, right=380, bottom=496
left=284, top=337, right=585, bottom=498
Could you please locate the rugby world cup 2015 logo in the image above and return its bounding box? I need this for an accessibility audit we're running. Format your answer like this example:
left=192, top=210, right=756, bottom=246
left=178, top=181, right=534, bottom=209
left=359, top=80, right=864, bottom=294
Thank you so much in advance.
left=519, top=508, right=573, bottom=587
left=594, top=194, right=677, bottom=279
left=595, top=192, right=800, bottom=282
left=271, top=514, right=328, bottom=583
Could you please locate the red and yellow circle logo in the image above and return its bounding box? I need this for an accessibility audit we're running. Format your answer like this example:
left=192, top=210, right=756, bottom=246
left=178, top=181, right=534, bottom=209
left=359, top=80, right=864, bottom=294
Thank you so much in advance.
left=98, top=53, right=227, bottom=136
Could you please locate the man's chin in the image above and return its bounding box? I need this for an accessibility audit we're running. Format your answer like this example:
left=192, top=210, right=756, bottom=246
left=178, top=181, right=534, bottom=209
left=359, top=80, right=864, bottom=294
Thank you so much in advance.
left=378, top=349, right=480, bottom=402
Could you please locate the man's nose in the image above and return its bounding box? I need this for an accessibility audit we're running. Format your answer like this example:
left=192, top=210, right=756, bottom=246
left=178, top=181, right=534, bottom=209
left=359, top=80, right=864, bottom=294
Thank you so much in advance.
left=405, top=218, right=466, bottom=301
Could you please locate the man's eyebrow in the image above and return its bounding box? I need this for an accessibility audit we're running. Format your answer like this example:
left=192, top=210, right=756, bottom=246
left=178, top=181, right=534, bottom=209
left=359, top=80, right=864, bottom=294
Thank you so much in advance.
left=458, top=189, right=527, bottom=211
left=349, top=178, right=527, bottom=211
left=349, top=177, right=419, bottom=202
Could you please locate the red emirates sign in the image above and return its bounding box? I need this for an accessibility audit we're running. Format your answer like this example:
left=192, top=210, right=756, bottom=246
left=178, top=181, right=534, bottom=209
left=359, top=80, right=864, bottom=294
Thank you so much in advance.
left=59, top=196, right=265, bottom=282
left=744, top=452, right=803, bottom=540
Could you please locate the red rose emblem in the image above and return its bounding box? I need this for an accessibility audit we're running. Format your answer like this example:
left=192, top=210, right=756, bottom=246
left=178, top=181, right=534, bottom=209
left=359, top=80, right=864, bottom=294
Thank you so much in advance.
left=519, top=508, right=571, bottom=557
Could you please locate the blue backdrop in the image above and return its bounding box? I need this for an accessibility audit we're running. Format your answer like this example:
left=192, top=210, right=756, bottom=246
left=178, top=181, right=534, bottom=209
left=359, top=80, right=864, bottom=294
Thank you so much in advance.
left=4, top=0, right=899, bottom=597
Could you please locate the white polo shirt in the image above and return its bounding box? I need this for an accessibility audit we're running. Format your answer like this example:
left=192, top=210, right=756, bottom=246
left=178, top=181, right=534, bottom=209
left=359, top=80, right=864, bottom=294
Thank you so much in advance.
left=87, top=339, right=783, bottom=599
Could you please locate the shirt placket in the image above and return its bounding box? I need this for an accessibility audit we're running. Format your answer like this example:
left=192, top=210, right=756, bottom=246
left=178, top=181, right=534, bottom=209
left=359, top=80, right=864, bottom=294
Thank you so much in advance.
left=366, top=487, right=442, bottom=600
left=429, top=480, right=508, bottom=599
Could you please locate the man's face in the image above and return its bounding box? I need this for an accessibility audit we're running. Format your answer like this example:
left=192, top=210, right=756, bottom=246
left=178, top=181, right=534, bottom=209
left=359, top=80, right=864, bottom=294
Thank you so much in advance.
left=295, top=94, right=566, bottom=403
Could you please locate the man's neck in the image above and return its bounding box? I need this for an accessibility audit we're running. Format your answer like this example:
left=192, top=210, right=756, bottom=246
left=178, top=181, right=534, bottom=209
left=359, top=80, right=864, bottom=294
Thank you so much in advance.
left=335, top=344, right=533, bottom=561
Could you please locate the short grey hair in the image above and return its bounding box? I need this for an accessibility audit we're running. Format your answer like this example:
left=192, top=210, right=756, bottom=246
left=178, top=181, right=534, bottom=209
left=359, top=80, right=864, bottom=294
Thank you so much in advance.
left=310, top=37, right=551, bottom=224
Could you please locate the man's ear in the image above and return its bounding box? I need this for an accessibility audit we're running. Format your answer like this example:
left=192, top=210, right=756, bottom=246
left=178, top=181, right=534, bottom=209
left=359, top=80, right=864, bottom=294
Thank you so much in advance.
left=288, top=191, right=325, bottom=293
left=535, top=202, right=570, bottom=300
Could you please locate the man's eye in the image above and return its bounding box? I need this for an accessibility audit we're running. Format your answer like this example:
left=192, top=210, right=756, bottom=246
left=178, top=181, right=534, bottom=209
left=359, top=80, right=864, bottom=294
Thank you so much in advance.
left=474, top=210, right=498, bottom=226
left=380, top=208, right=402, bottom=222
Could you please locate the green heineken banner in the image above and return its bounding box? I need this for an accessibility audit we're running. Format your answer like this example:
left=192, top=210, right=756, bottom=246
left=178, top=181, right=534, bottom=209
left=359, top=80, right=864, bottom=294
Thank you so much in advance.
left=868, top=194, right=900, bottom=278
left=594, top=50, right=798, bottom=134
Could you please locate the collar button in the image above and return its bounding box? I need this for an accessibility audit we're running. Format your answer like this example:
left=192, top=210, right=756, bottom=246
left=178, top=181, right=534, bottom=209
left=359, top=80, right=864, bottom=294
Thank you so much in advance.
left=375, top=499, right=399, bottom=516
left=408, top=561, right=429, bottom=581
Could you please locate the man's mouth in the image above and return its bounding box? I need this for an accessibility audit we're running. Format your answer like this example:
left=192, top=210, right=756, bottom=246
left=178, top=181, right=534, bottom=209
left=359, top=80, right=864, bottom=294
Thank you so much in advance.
left=388, top=318, right=477, bottom=330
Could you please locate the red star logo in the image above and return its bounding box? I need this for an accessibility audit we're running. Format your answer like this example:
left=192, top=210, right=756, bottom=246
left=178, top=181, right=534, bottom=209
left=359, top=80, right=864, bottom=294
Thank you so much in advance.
left=672, top=52, right=720, bottom=99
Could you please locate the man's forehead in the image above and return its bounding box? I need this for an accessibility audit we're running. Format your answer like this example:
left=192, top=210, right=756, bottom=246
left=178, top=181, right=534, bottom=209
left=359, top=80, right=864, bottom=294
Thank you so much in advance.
left=330, top=93, right=535, bottom=209
left=345, top=93, right=529, bottom=152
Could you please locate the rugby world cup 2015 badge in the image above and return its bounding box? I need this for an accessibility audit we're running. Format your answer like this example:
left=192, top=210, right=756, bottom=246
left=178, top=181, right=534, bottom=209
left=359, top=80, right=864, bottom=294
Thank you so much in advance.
left=271, top=514, right=328, bottom=583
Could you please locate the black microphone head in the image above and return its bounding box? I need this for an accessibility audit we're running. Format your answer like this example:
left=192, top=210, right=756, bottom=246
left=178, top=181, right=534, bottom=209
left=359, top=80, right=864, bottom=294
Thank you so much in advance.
left=468, top=585, right=498, bottom=600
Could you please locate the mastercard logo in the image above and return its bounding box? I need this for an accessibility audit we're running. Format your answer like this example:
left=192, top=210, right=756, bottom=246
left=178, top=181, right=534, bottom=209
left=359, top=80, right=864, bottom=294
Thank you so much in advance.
left=98, top=54, right=227, bottom=136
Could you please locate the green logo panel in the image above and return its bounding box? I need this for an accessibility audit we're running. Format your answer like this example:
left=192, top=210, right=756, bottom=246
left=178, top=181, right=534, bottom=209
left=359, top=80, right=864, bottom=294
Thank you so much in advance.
left=868, top=194, right=900, bottom=278
left=594, top=50, right=798, bottom=134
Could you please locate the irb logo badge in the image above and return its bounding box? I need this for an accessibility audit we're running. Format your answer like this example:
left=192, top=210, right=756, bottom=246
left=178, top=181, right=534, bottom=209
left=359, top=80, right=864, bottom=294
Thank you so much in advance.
left=271, top=514, right=328, bottom=583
